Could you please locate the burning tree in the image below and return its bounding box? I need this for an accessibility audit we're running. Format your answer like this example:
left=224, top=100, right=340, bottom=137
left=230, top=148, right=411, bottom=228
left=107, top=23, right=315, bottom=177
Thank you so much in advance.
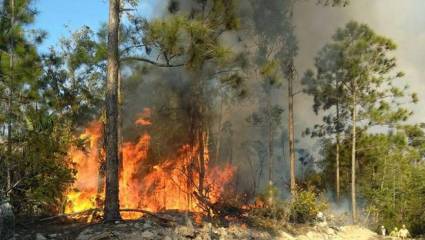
left=66, top=119, right=235, bottom=219
left=65, top=0, right=246, bottom=220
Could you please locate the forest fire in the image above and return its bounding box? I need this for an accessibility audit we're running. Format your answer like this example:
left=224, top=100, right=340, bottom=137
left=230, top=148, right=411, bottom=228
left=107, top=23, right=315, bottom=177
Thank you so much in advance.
left=65, top=116, right=234, bottom=219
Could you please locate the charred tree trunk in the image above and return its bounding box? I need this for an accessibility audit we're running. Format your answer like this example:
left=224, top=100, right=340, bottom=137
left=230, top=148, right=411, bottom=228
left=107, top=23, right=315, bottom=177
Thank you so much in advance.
left=104, top=0, right=121, bottom=222
left=197, top=96, right=210, bottom=197
left=287, top=63, right=296, bottom=196
left=198, top=129, right=206, bottom=196
left=188, top=72, right=208, bottom=197
left=215, top=96, right=223, bottom=163
left=97, top=124, right=106, bottom=208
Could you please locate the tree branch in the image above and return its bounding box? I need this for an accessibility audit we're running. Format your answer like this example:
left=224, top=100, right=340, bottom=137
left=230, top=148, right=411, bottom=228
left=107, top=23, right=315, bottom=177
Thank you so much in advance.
left=292, top=89, right=303, bottom=97
left=120, top=44, right=146, bottom=55
left=120, top=8, right=136, bottom=12
left=5, top=179, right=23, bottom=194
left=120, top=56, right=185, bottom=68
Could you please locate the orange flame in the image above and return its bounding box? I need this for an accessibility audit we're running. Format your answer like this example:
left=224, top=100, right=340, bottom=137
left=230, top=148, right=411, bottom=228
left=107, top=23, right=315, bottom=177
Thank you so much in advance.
left=66, top=122, right=103, bottom=214
left=135, top=118, right=152, bottom=126
left=65, top=116, right=234, bottom=219
left=135, top=108, right=152, bottom=126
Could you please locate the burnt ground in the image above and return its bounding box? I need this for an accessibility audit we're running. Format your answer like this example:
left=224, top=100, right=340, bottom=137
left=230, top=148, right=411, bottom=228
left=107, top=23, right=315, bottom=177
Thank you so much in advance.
left=15, top=217, right=90, bottom=240
left=12, top=215, right=386, bottom=240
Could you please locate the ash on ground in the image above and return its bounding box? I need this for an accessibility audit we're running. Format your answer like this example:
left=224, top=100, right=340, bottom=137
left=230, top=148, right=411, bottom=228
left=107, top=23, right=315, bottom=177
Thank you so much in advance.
left=12, top=212, right=388, bottom=240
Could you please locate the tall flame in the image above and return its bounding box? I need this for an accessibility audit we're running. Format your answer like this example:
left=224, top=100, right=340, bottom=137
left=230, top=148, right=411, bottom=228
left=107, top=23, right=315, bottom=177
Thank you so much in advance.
left=65, top=116, right=234, bottom=219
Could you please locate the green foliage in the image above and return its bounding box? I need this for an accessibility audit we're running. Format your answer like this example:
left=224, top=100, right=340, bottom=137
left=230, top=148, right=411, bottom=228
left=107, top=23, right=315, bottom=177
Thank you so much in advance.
left=0, top=0, right=104, bottom=216
left=11, top=113, right=76, bottom=214
left=246, top=186, right=289, bottom=231
left=256, top=184, right=280, bottom=206
left=126, top=0, right=239, bottom=70
left=246, top=206, right=287, bottom=232
left=141, top=14, right=235, bottom=69
left=304, top=21, right=417, bottom=223
left=319, top=127, right=425, bottom=235
left=142, top=15, right=187, bottom=57
left=303, top=21, right=416, bottom=141
left=119, top=0, right=246, bottom=166
left=333, top=21, right=413, bottom=124
left=260, top=60, right=282, bottom=87
left=247, top=187, right=328, bottom=231
left=288, top=189, right=328, bottom=223
left=246, top=105, right=284, bottom=128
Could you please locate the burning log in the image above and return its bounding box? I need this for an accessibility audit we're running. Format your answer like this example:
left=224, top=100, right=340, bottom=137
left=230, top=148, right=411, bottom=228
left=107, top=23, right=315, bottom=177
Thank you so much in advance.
left=38, top=208, right=175, bottom=227
left=192, top=191, right=245, bottom=220
left=119, top=209, right=175, bottom=226
left=193, top=191, right=215, bottom=216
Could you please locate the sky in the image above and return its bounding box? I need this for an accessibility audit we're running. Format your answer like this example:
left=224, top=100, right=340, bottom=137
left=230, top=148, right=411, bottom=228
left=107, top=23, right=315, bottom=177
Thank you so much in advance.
left=33, top=0, right=160, bottom=51
left=32, top=0, right=425, bottom=150
left=34, top=0, right=107, bottom=51
left=293, top=0, right=425, bottom=150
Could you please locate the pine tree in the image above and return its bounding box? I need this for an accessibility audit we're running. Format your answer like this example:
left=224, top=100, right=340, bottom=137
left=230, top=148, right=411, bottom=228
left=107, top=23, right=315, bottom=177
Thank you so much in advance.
left=0, top=0, right=42, bottom=198
left=102, top=0, right=241, bottom=219
left=302, top=44, right=352, bottom=203
left=311, top=21, right=416, bottom=223
left=248, top=0, right=295, bottom=194
left=104, top=0, right=121, bottom=222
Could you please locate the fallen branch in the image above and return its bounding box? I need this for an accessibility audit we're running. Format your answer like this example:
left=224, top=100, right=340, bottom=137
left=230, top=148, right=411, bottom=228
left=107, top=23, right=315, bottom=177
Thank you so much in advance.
left=37, top=208, right=178, bottom=226
left=192, top=191, right=216, bottom=216
left=39, top=208, right=99, bottom=222
left=119, top=208, right=174, bottom=225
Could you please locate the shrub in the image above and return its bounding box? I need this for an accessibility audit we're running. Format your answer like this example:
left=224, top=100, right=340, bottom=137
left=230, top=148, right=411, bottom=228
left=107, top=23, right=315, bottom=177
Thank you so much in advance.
left=288, top=189, right=328, bottom=223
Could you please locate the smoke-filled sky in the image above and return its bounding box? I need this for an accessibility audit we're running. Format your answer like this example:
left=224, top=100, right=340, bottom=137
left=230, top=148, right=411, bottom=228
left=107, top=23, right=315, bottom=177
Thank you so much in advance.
left=35, top=0, right=425, bottom=116
left=34, top=0, right=425, bottom=151
left=294, top=0, right=425, bottom=134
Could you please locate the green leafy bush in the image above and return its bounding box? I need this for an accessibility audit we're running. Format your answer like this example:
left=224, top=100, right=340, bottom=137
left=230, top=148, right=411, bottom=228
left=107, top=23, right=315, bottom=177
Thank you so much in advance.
left=288, top=189, right=328, bottom=223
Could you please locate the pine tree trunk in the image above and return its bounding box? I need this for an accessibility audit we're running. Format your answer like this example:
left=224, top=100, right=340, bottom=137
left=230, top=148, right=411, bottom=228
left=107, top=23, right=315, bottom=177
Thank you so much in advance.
left=229, top=132, right=233, bottom=164
left=118, top=72, right=123, bottom=173
left=335, top=99, right=341, bottom=203
left=351, top=88, right=357, bottom=224
left=266, top=91, right=273, bottom=186
left=335, top=80, right=341, bottom=203
left=198, top=129, right=206, bottom=195
left=336, top=132, right=341, bottom=202
left=2, top=2, right=16, bottom=238
left=104, top=0, right=121, bottom=222
left=215, top=96, right=223, bottom=163
left=380, top=156, right=387, bottom=190
left=288, top=63, right=296, bottom=196
left=6, top=0, right=16, bottom=198
left=117, top=23, right=123, bottom=170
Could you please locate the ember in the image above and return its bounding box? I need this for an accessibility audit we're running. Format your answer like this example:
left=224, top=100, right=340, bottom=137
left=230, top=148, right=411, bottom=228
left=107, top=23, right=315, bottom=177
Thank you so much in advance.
left=65, top=117, right=234, bottom=219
